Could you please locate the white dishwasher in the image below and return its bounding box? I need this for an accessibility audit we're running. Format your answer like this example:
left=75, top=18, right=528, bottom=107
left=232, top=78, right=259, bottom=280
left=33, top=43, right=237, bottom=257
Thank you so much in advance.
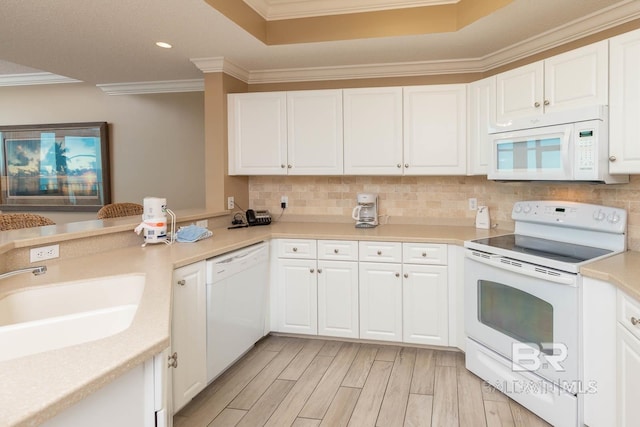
left=206, top=241, right=269, bottom=383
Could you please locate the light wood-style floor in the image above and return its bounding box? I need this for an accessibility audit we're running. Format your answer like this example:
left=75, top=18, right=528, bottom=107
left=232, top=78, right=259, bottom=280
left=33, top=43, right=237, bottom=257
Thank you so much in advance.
left=173, top=335, right=551, bottom=427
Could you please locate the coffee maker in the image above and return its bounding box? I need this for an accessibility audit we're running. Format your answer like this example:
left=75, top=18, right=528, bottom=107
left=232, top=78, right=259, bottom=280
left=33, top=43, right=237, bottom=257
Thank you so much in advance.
left=352, top=193, right=379, bottom=228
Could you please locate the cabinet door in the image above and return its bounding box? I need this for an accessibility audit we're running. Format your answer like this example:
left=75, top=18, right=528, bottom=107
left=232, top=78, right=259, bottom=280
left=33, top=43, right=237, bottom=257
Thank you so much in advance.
left=228, top=92, right=287, bottom=175
left=403, top=264, right=448, bottom=346
left=544, top=40, right=608, bottom=114
left=496, top=61, right=544, bottom=124
left=403, top=85, right=467, bottom=175
left=617, top=324, right=640, bottom=426
left=467, top=76, right=496, bottom=175
left=317, top=260, right=359, bottom=338
left=344, top=87, right=403, bottom=175
left=610, top=28, right=640, bottom=174
left=287, top=90, right=343, bottom=175
left=276, top=258, right=318, bottom=335
left=171, top=261, right=207, bottom=413
left=359, top=262, right=402, bottom=342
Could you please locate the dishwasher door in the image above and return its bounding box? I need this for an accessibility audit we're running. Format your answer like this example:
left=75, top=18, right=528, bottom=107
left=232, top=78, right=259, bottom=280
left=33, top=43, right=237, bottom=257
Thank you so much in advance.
left=206, top=242, right=269, bottom=383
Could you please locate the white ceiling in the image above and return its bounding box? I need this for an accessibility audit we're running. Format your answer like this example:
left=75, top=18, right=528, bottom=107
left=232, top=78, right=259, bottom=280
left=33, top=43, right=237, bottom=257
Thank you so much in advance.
left=0, top=0, right=638, bottom=88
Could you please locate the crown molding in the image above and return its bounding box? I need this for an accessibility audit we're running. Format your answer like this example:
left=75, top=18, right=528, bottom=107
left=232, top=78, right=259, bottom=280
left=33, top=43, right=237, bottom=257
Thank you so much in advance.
left=96, top=79, right=204, bottom=95
left=190, top=57, right=250, bottom=83
left=0, top=72, right=81, bottom=87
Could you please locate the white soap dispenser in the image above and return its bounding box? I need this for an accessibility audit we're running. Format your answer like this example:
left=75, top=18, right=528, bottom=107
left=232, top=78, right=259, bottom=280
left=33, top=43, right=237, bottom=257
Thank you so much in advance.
left=475, top=206, right=490, bottom=229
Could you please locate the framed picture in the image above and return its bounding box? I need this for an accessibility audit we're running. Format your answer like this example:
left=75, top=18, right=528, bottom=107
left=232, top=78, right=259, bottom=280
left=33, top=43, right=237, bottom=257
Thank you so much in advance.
left=0, top=122, right=111, bottom=211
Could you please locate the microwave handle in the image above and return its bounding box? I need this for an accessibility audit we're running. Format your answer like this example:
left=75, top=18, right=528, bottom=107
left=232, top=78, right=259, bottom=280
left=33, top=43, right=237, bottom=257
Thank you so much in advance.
left=562, top=126, right=573, bottom=178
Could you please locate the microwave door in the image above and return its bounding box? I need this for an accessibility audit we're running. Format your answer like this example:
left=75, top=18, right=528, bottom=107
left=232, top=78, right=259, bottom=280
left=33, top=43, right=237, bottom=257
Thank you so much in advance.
left=488, top=125, right=573, bottom=181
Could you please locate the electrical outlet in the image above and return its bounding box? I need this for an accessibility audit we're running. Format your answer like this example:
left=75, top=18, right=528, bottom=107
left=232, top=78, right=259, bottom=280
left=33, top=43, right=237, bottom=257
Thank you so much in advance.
left=469, top=198, right=478, bottom=211
left=281, top=195, right=288, bottom=209
left=196, top=219, right=208, bottom=228
left=227, top=196, right=234, bottom=210
left=30, top=244, right=59, bottom=262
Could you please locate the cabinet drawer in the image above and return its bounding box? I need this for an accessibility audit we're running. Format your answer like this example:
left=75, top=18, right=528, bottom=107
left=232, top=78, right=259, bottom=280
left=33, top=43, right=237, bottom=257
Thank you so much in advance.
left=359, top=241, right=402, bottom=263
left=618, top=290, right=640, bottom=340
left=403, top=243, right=447, bottom=265
left=277, top=239, right=317, bottom=259
left=317, top=240, right=358, bottom=261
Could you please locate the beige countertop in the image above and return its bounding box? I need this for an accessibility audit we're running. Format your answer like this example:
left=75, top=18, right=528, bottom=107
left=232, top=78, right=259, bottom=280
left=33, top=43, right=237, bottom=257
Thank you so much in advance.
left=1, top=218, right=636, bottom=426
left=580, top=250, right=640, bottom=301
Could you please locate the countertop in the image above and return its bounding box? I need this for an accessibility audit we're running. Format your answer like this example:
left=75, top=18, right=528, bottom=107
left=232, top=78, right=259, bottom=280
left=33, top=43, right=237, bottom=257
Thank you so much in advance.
left=1, top=219, right=637, bottom=426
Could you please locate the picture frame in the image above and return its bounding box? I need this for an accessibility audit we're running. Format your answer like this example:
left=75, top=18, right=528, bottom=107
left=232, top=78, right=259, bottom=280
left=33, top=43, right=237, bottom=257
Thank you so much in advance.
left=0, top=122, right=111, bottom=211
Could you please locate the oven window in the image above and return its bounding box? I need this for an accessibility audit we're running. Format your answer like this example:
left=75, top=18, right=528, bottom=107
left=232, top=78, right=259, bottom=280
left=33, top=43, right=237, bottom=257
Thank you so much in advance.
left=478, top=280, right=553, bottom=350
left=496, top=138, right=562, bottom=171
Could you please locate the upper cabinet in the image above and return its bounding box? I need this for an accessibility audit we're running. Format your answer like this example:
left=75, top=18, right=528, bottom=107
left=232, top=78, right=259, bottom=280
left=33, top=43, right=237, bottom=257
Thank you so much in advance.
left=496, top=41, right=608, bottom=124
left=467, top=76, right=496, bottom=176
left=228, top=90, right=343, bottom=175
left=343, top=87, right=404, bottom=175
left=403, top=85, right=467, bottom=175
left=228, top=92, right=287, bottom=175
left=609, top=28, right=640, bottom=174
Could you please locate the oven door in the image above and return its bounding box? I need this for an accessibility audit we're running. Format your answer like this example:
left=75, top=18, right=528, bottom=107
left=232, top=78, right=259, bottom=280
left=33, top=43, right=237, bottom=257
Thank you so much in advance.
left=464, top=250, right=579, bottom=385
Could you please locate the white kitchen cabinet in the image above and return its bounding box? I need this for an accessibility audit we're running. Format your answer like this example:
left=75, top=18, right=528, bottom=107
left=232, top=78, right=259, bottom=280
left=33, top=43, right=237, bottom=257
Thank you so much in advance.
left=229, top=90, right=344, bottom=175
left=171, top=261, right=207, bottom=414
left=402, top=243, right=448, bottom=346
left=467, top=76, right=496, bottom=175
left=496, top=41, right=608, bottom=124
left=358, top=241, right=403, bottom=342
left=609, top=28, right=640, bottom=174
left=275, top=239, right=318, bottom=335
left=403, top=85, right=467, bottom=175
left=617, top=289, right=640, bottom=426
left=287, top=89, right=343, bottom=175
left=42, top=351, right=169, bottom=427
left=228, top=92, right=287, bottom=175
left=317, top=240, right=359, bottom=339
left=343, top=87, right=404, bottom=175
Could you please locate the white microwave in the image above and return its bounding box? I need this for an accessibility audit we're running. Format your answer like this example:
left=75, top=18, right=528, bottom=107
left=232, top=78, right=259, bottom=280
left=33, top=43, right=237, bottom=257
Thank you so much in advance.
left=488, top=106, right=628, bottom=184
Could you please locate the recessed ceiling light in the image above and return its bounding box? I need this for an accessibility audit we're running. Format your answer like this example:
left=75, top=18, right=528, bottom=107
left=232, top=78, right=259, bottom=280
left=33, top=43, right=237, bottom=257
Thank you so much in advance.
left=155, top=41, right=172, bottom=49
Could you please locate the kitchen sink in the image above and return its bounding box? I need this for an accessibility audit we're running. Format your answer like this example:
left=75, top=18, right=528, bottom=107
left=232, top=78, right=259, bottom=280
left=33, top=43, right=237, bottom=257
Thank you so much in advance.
left=0, top=273, right=145, bottom=362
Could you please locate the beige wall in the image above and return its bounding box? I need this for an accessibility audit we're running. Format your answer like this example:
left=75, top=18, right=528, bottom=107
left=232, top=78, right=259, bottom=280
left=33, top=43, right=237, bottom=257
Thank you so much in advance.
left=250, top=175, right=640, bottom=251
left=0, top=83, right=205, bottom=223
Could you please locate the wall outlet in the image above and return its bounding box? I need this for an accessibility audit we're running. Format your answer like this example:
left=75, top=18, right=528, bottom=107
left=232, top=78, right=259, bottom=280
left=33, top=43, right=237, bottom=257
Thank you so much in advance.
left=469, top=198, right=478, bottom=211
left=227, top=196, right=235, bottom=210
left=196, top=219, right=208, bottom=228
left=30, top=244, right=59, bottom=262
left=281, top=195, right=288, bottom=209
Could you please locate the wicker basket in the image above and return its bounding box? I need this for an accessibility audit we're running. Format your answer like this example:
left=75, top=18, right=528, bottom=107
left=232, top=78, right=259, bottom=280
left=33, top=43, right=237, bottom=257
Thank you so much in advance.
left=97, top=203, right=144, bottom=219
left=0, top=213, right=55, bottom=231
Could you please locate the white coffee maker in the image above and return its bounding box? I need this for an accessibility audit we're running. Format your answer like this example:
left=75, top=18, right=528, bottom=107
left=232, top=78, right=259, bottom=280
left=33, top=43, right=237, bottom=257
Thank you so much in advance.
left=352, top=193, right=379, bottom=228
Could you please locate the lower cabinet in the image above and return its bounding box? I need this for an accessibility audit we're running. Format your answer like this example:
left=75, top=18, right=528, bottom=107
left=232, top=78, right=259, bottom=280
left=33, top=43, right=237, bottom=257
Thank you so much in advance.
left=317, top=259, right=359, bottom=338
left=617, top=289, right=640, bottom=426
left=276, top=257, right=318, bottom=335
left=402, top=263, right=448, bottom=346
left=359, top=261, right=403, bottom=341
left=171, top=261, right=207, bottom=414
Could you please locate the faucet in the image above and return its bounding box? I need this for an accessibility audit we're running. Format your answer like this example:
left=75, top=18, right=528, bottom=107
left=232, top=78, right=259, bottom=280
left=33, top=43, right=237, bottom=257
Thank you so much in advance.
left=0, top=266, right=47, bottom=280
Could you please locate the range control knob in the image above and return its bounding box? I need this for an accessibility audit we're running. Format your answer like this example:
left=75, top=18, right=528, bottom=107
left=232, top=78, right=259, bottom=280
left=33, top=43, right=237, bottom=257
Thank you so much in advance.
left=522, top=205, right=532, bottom=214
left=607, top=212, right=620, bottom=224
left=514, top=204, right=522, bottom=214
left=593, top=210, right=606, bottom=221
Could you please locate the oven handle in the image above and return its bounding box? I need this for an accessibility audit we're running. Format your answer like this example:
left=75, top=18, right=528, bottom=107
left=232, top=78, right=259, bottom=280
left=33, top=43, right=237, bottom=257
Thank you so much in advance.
left=465, top=250, right=577, bottom=286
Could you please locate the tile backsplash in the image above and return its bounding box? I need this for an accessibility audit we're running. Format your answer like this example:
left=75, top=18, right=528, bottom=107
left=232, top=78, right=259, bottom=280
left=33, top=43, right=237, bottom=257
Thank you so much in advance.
left=249, top=175, right=640, bottom=250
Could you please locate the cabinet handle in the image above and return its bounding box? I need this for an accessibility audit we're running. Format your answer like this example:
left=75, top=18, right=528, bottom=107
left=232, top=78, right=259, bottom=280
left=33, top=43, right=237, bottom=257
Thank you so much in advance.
left=543, top=100, right=550, bottom=106
left=287, top=164, right=292, bottom=169
left=405, top=163, right=409, bottom=168
left=609, top=156, right=617, bottom=162
left=168, top=352, right=178, bottom=368
left=334, top=248, right=339, bottom=254
left=395, top=272, right=400, bottom=278
left=281, top=164, right=286, bottom=168
left=293, top=247, right=298, bottom=252
left=317, top=268, right=322, bottom=273
left=377, top=250, right=382, bottom=255
left=177, top=279, right=186, bottom=286
left=397, top=164, right=402, bottom=168
left=534, top=102, right=541, bottom=108
left=310, top=268, right=315, bottom=273
left=422, top=252, right=427, bottom=257
left=404, top=273, right=409, bottom=278
left=631, top=317, right=640, bottom=326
